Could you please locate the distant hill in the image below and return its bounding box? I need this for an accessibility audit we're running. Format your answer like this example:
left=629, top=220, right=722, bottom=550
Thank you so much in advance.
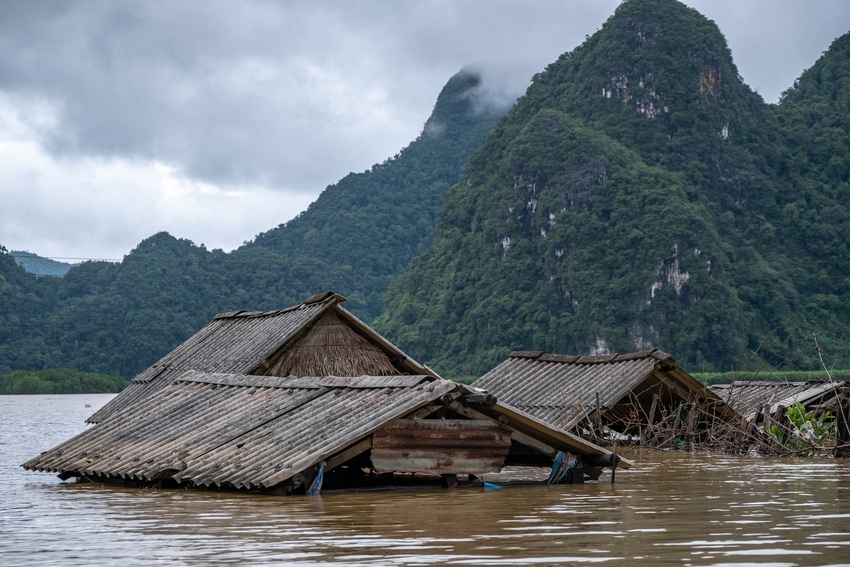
left=0, top=68, right=508, bottom=378
left=10, top=251, right=75, bottom=277
left=375, top=0, right=850, bottom=377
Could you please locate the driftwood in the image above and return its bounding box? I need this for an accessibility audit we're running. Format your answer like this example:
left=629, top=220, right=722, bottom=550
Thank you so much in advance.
left=569, top=386, right=850, bottom=457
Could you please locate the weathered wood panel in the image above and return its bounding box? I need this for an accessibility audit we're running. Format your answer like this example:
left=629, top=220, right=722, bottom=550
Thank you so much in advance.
left=371, top=419, right=511, bottom=475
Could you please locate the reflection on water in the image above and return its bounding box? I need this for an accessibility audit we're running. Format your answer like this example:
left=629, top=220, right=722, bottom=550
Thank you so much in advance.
left=2, top=394, right=850, bottom=566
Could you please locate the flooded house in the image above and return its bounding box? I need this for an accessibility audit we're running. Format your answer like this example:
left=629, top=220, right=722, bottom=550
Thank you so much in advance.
left=474, top=350, right=743, bottom=450
left=23, top=293, right=629, bottom=493
left=711, top=380, right=850, bottom=456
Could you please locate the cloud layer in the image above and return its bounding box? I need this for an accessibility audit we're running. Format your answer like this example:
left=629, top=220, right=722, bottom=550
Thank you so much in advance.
left=0, top=0, right=848, bottom=259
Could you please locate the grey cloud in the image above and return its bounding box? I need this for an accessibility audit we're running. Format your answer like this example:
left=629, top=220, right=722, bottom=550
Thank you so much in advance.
left=0, top=0, right=619, bottom=193
left=685, top=0, right=850, bottom=101
left=0, top=0, right=848, bottom=196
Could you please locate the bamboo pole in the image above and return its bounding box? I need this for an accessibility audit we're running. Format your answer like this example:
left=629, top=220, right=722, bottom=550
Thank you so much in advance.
left=595, top=392, right=603, bottom=440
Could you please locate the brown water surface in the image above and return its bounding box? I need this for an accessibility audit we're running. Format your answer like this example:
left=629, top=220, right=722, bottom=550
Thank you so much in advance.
left=2, top=394, right=850, bottom=566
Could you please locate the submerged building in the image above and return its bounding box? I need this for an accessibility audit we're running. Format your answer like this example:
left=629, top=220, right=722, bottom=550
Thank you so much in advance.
left=474, top=349, right=741, bottom=448
left=711, top=380, right=850, bottom=456
left=711, top=380, right=848, bottom=423
left=24, top=293, right=628, bottom=493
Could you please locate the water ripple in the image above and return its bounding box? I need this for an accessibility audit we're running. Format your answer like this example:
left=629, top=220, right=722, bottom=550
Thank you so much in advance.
left=2, top=396, right=850, bottom=566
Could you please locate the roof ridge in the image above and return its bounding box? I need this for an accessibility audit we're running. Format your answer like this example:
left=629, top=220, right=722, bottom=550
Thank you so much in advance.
left=213, top=293, right=344, bottom=320
left=509, top=349, right=668, bottom=364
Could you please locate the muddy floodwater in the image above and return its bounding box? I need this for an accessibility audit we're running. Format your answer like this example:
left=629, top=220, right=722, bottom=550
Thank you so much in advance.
left=2, top=395, right=850, bottom=566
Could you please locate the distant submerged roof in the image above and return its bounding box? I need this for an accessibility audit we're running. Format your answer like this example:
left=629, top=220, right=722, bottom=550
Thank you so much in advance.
left=711, top=380, right=847, bottom=422
left=474, top=349, right=737, bottom=431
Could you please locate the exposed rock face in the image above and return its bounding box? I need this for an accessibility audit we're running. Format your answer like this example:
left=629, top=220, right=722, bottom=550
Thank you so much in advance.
left=700, top=65, right=722, bottom=101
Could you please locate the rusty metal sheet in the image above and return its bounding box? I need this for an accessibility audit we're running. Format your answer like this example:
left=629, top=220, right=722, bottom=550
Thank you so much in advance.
left=370, top=419, right=511, bottom=475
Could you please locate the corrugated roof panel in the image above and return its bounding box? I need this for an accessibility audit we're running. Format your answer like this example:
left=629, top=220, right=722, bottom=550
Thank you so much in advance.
left=86, top=375, right=178, bottom=424
left=89, top=299, right=333, bottom=423
left=182, top=382, right=455, bottom=488
left=712, top=381, right=846, bottom=421
left=24, top=373, right=457, bottom=489
left=136, top=300, right=329, bottom=379
left=475, top=356, right=659, bottom=429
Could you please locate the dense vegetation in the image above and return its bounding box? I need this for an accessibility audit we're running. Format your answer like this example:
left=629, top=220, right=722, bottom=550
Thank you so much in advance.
left=0, top=368, right=127, bottom=395
left=376, top=0, right=850, bottom=377
left=0, top=70, right=506, bottom=378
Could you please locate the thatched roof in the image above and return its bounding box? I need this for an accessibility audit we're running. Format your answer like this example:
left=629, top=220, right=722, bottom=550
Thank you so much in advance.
left=269, top=309, right=398, bottom=377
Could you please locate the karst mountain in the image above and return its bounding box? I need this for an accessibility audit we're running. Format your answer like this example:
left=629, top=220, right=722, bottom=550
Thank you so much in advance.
left=375, top=0, right=850, bottom=377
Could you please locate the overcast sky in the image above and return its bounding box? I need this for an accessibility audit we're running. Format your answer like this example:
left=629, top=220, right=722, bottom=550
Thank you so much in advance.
left=1, top=0, right=848, bottom=261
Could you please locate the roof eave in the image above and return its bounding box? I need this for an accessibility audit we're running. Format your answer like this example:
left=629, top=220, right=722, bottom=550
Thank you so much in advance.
left=456, top=383, right=633, bottom=469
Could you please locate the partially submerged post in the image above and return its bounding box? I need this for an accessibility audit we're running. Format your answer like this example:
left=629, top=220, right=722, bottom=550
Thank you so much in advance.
left=838, top=395, right=850, bottom=458
left=763, top=403, right=772, bottom=434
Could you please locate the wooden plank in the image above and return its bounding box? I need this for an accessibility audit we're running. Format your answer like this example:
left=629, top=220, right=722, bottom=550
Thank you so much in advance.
left=665, top=366, right=719, bottom=399
left=510, top=430, right=558, bottom=457
left=409, top=404, right=442, bottom=419
left=371, top=419, right=512, bottom=475
left=460, top=393, right=497, bottom=407
left=324, top=436, right=373, bottom=472
left=653, top=371, right=696, bottom=403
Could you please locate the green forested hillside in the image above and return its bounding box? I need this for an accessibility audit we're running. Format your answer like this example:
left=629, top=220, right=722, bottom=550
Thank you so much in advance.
left=0, top=368, right=127, bottom=395
left=0, top=69, right=506, bottom=378
left=376, top=0, right=850, bottom=377
left=4, top=2, right=850, bottom=383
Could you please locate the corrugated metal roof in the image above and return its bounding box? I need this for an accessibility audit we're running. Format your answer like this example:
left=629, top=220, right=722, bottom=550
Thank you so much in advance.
left=136, top=300, right=333, bottom=381
left=711, top=381, right=847, bottom=421
left=88, top=293, right=437, bottom=424
left=474, top=349, right=725, bottom=430
left=26, top=372, right=456, bottom=489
